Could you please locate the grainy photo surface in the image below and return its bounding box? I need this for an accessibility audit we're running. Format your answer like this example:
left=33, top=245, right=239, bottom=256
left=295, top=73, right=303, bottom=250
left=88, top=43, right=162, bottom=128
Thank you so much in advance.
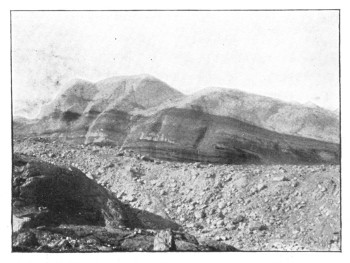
left=11, top=10, right=340, bottom=252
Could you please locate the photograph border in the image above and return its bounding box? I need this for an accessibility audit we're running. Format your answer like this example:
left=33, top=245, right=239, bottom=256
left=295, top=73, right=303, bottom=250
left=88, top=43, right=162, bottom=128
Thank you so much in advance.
left=10, top=9, right=342, bottom=253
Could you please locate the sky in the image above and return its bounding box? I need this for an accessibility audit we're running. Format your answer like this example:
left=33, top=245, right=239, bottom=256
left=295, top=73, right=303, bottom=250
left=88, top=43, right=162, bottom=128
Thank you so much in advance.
left=12, top=10, right=340, bottom=112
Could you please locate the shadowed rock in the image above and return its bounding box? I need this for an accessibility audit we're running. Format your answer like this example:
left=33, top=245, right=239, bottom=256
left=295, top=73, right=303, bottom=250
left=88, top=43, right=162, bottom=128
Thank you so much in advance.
left=13, top=153, right=141, bottom=229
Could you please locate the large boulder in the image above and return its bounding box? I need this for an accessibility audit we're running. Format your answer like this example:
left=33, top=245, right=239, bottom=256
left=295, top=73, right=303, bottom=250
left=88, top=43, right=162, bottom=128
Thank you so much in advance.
left=12, top=153, right=142, bottom=229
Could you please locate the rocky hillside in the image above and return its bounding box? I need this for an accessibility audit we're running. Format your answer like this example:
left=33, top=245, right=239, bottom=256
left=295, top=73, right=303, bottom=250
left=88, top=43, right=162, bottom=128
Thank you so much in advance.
left=13, top=137, right=341, bottom=251
left=13, top=75, right=339, bottom=164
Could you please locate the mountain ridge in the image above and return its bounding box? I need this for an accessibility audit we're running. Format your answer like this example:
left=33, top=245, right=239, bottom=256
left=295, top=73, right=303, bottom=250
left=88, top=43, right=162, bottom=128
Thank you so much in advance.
left=13, top=74, right=340, bottom=164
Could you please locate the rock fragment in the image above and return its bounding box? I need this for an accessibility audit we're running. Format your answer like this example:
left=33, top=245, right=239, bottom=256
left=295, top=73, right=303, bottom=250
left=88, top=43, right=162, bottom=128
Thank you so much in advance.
left=153, top=229, right=176, bottom=251
left=194, top=210, right=206, bottom=219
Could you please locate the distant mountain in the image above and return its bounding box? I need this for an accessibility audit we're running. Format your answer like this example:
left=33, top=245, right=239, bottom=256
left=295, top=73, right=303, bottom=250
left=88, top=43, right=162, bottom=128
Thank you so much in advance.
left=13, top=75, right=340, bottom=164
left=39, top=75, right=183, bottom=116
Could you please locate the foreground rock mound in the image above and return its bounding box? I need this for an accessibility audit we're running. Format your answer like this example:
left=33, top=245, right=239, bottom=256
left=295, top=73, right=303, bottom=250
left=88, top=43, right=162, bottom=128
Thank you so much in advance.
left=12, top=153, right=236, bottom=252
left=13, top=153, right=140, bottom=229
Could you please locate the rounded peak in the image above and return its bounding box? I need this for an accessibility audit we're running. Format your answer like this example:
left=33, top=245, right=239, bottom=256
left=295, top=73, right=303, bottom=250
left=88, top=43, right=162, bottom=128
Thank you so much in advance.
left=96, top=74, right=159, bottom=85
left=95, top=74, right=183, bottom=99
left=132, top=73, right=158, bottom=80
left=191, top=87, right=289, bottom=105
left=193, top=87, right=255, bottom=96
left=189, top=87, right=257, bottom=101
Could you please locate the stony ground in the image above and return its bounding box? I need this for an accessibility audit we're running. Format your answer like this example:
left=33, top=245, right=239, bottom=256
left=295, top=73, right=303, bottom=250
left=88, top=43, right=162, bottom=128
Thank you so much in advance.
left=13, top=136, right=341, bottom=251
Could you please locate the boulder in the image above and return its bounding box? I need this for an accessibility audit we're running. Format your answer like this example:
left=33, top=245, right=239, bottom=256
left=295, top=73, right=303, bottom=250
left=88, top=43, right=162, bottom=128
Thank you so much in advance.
left=12, top=153, right=142, bottom=230
left=194, top=210, right=206, bottom=219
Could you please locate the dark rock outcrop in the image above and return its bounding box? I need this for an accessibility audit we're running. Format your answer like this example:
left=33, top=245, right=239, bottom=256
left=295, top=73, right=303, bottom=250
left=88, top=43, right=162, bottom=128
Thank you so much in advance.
left=12, top=153, right=141, bottom=229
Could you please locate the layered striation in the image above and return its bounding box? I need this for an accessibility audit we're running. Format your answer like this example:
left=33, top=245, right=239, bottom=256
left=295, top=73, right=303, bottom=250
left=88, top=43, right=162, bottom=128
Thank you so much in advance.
left=13, top=75, right=340, bottom=164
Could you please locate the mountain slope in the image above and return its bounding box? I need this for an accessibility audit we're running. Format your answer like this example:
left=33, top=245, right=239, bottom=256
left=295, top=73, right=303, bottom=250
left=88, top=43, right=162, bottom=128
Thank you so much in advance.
left=13, top=75, right=339, bottom=164
left=39, top=75, right=184, bottom=119
left=141, top=88, right=339, bottom=143
left=122, top=107, right=339, bottom=164
left=21, top=75, right=184, bottom=144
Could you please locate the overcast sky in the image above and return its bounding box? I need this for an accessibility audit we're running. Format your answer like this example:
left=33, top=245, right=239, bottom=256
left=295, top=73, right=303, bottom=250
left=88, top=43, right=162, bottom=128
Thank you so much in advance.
left=12, top=10, right=339, bottom=110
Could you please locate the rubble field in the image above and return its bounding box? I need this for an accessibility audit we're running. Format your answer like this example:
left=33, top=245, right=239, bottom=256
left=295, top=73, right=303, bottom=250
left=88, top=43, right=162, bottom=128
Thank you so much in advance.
left=13, top=136, right=341, bottom=251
